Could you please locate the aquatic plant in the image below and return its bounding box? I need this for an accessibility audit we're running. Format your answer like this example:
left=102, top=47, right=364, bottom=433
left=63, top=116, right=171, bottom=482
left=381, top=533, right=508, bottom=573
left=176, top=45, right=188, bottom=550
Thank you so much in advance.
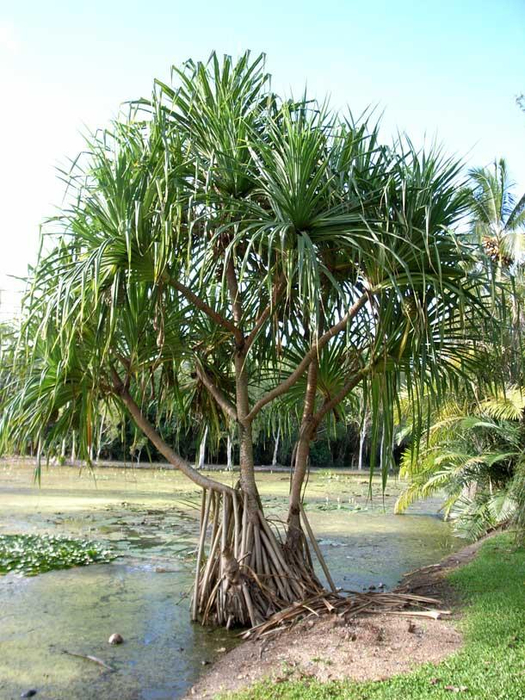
left=0, top=534, right=116, bottom=576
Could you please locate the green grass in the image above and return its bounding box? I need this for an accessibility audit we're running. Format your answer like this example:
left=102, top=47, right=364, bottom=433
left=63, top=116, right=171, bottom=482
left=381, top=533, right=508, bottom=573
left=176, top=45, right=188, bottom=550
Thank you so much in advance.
left=224, top=534, right=525, bottom=699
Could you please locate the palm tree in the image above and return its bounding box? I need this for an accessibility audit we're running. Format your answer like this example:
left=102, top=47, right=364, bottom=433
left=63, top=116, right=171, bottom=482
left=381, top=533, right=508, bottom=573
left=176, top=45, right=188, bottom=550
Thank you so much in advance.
left=395, top=388, right=525, bottom=540
left=468, top=158, right=525, bottom=268
left=1, top=52, right=499, bottom=627
left=467, top=159, right=525, bottom=386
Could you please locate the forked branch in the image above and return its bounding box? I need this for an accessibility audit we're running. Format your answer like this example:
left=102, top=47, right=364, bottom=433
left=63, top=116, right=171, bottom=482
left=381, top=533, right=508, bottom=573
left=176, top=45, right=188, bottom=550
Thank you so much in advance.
left=246, top=290, right=372, bottom=421
left=312, top=368, right=368, bottom=429
left=166, top=275, right=240, bottom=337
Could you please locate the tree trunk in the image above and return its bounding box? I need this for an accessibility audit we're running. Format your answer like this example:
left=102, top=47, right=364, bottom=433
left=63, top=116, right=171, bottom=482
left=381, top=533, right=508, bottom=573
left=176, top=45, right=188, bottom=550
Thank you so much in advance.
left=237, top=421, right=260, bottom=518
left=96, top=415, right=105, bottom=463
left=284, top=354, right=366, bottom=591
left=191, top=486, right=324, bottom=628
left=191, top=380, right=323, bottom=627
left=191, top=261, right=324, bottom=626
left=358, top=417, right=367, bottom=471
left=286, top=432, right=313, bottom=547
left=287, top=361, right=318, bottom=547
left=284, top=424, right=336, bottom=593
left=117, top=379, right=325, bottom=628
left=226, top=433, right=233, bottom=471
left=282, top=360, right=329, bottom=593
left=192, top=343, right=324, bottom=626
left=232, top=343, right=260, bottom=520
left=272, top=426, right=280, bottom=467
left=196, top=425, right=209, bottom=470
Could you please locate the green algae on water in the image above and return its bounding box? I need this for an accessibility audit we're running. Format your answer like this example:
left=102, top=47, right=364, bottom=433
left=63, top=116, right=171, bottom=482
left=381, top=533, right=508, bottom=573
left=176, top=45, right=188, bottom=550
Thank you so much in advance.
left=0, top=533, right=116, bottom=575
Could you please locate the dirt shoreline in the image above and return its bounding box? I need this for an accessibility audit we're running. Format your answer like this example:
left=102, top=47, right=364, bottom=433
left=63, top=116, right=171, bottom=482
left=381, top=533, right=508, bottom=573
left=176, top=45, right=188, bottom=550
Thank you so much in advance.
left=185, top=539, right=485, bottom=699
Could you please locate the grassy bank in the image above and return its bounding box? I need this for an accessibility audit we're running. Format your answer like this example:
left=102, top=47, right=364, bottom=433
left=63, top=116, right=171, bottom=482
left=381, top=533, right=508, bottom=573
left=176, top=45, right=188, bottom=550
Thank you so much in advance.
left=224, top=534, right=525, bottom=700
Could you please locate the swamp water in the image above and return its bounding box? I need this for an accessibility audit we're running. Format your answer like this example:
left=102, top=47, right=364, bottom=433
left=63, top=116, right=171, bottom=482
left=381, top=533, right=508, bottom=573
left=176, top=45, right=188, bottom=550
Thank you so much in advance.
left=0, top=464, right=460, bottom=700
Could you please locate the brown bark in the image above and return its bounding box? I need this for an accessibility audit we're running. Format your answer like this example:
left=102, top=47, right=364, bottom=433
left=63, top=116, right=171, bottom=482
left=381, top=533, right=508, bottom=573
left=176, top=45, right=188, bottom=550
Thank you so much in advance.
left=287, top=359, right=319, bottom=548
left=110, top=367, right=234, bottom=496
left=237, top=421, right=260, bottom=519
left=195, top=363, right=237, bottom=420
left=192, top=490, right=324, bottom=627
left=165, top=274, right=240, bottom=337
left=225, top=256, right=261, bottom=520
left=285, top=364, right=370, bottom=550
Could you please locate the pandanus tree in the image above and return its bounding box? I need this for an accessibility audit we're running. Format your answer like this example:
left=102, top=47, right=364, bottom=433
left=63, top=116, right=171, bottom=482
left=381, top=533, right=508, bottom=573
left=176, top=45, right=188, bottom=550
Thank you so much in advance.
left=1, top=53, right=496, bottom=627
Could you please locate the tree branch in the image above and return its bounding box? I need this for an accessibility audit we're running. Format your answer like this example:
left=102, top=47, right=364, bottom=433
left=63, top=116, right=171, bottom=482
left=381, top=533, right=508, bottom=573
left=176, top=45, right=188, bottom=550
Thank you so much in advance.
left=166, top=276, right=240, bottom=337
left=195, top=363, right=237, bottom=421
left=110, top=367, right=234, bottom=495
left=246, top=290, right=372, bottom=422
left=244, top=278, right=287, bottom=352
left=311, top=368, right=368, bottom=430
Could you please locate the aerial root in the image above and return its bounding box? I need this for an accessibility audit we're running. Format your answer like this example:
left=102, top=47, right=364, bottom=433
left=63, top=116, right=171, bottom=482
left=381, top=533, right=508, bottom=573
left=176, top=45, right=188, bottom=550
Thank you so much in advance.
left=191, top=488, right=324, bottom=627
left=190, top=489, right=446, bottom=633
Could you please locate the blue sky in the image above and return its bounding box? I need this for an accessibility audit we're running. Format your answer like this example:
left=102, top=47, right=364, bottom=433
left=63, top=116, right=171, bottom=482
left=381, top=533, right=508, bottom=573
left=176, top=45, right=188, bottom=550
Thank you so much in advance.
left=1, top=0, right=524, bottom=315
